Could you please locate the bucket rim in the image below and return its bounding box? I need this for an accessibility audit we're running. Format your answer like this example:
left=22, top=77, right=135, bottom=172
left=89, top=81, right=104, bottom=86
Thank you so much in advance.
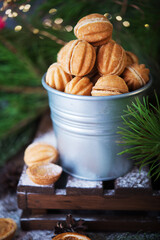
left=42, top=73, right=152, bottom=101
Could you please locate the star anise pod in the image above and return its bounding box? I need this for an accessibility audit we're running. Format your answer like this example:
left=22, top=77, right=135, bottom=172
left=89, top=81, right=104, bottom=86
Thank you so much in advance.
left=54, top=214, right=87, bottom=235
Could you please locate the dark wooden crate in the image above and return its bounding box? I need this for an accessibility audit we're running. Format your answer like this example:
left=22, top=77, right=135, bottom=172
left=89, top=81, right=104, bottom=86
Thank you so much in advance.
left=17, top=113, right=160, bottom=232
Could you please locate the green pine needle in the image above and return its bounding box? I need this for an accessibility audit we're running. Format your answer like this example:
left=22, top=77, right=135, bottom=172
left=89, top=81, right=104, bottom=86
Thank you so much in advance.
left=118, top=92, right=160, bottom=180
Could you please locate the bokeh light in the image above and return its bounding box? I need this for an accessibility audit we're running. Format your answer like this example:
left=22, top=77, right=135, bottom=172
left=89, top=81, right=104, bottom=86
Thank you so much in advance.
left=65, top=25, right=73, bottom=32
left=32, top=28, right=39, bottom=34
left=49, top=8, right=57, bottom=14
left=123, top=21, right=130, bottom=27
left=144, top=24, right=150, bottom=28
left=54, top=18, right=63, bottom=24
left=5, top=9, right=11, bottom=15
left=116, top=15, right=122, bottom=21
left=14, top=25, right=22, bottom=32
left=12, top=12, right=18, bottom=17
left=19, top=5, right=24, bottom=10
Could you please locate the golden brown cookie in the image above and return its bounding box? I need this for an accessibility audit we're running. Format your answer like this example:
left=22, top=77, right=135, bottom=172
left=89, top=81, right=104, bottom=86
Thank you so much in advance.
left=24, top=142, right=59, bottom=167
left=57, top=40, right=96, bottom=76
left=0, top=218, right=17, bottom=240
left=126, top=51, right=139, bottom=66
left=97, top=41, right=127, bottom=76
left=91, top=75, right=129, bottom=96
left=26, top=163, right=62, bottom=185
left=52, top=232, right=91, bottom=240
left=122, top=63, right=150, bottom=91
left=46, top=63, right=72, bottom=91
left=74, top=13, right=113, bottom=46
left=65, top=76, right=93, bottom=96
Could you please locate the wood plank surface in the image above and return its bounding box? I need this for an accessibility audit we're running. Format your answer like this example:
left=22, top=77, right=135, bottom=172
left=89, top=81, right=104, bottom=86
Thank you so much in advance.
left=25, top=192, right=160, bottom=211
left=66, top=175, right=103, bottom=195
left=17, top=192, right=27, bottom=209
left=115, top=166, right=152, bottom=195
left=20, top=211, right=160, bottom=232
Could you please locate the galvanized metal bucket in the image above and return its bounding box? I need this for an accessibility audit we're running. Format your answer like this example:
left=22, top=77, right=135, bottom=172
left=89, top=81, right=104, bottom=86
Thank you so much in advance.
left=42, top=75, right=152, bottom=181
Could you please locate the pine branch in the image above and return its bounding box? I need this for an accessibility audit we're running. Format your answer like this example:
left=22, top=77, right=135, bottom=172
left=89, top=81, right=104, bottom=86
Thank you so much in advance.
left=0, top=36, right=41, bottom=79
left=0, top=85, right=46, bottom=94
left=39, top=30, right=66, bottom=45
left=118, top=92, right=160, bottom=179
left=0, top=93, right=48, bottom=139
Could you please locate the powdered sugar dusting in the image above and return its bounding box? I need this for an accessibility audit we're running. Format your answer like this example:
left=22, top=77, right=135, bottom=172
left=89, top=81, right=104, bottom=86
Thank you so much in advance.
left=153, top=190, right=160, bottom=196
left=36, top=164, right=62, bottom=177
left=104, top=189, right=115, bottom=196
left=115, top=166, right=151, bottom=188
left=55, top=189, right=66, bottom=195
left=18, top=166, right=53, bottom=187
left=67, top=175, right=102, bottom=189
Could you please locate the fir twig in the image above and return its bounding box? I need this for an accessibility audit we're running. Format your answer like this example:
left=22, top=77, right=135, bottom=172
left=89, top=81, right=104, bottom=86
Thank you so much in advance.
left=0, top=85, right=46, bottom=94
left=118, top=93, right=160, bottom=180
left=0, top=36, right=41, bottom=78
left=39, top=30, right=66, bottom=45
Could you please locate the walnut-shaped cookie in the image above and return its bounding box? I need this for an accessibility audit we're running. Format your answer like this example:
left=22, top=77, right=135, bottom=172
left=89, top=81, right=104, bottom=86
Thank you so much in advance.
left=74, top=13, right=113, bottom=46
left=58, top=40, right=96, bottom=77
left=97, top=41, right=127, bottom=76
left=126, top=51, right=139, bottom=66
left=26, top=163, right=62, bottom=185
left=91, top=75, right=129, bottom=96
left=46, top=63, right=72, bottom=91
left=122, top=63, right=150, bottom=91
left=65, top=76, right=93, bottom=96
left=24, top=142, right=59, bottom=167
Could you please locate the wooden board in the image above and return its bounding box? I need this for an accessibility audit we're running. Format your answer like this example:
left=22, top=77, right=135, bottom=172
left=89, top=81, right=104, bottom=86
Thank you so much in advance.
left=66, top=175, right=103, bottom=195
left=114, top=166, right=152, bottom=195
left=20, top=210, right=160, bottom=232
left=17, top=163, right=160, bottom=231
left=17, top=113, right=160, bottom=232
left=17, top=164, right=160, bottom=211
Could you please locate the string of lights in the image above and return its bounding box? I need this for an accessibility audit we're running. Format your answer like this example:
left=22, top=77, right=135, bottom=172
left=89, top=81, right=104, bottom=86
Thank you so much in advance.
left=0, top=1, right=150, bottom=35
left=0, top=1, right=73, bottom=44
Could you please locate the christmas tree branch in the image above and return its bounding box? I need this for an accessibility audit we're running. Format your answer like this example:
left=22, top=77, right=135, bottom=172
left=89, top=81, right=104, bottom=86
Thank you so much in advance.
left=0, top=85, right=46, bottom=94
left=0, top=35, right=41, bottom=78
left=0, top=35, right=17, bottom=54
left=39, top=30, right=66, bottom=45
left=118, top=93, right=160, bottom=179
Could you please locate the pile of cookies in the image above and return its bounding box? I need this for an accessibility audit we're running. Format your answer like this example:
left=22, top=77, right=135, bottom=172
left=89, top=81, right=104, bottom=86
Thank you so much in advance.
left=46, top=13, right=150, bottom=96
left=24, top=142, right=62, bottom=185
